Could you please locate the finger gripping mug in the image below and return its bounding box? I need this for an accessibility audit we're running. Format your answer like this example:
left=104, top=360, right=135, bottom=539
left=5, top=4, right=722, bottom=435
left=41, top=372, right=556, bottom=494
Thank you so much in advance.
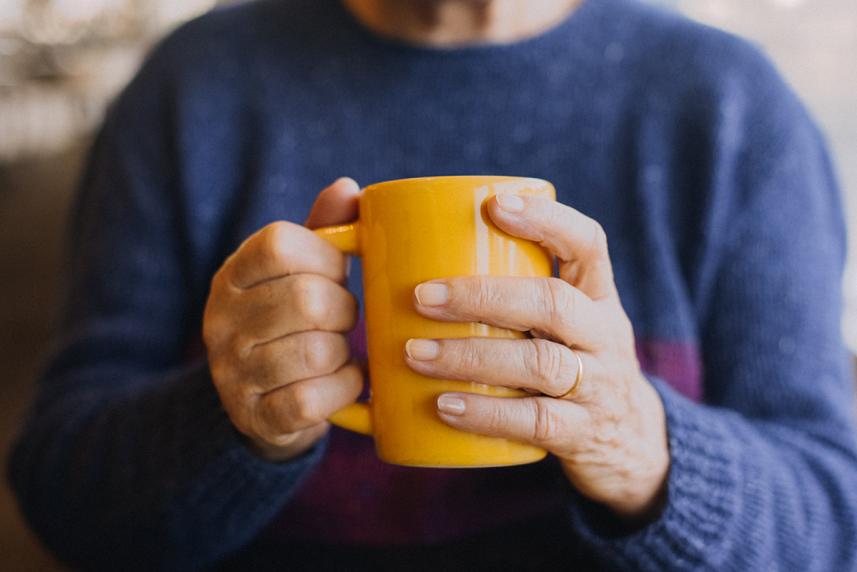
left=315, top=176, right=555, bottom=468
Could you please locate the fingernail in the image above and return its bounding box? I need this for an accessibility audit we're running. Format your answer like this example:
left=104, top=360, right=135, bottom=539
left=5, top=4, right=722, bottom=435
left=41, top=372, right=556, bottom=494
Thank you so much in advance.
left=335, top=177, right=360, bottom=192
left=345, top=257, right=352, bottom=278
left=405, top=339, right=440, bottom=360
left=437, top=394, right=466, bottom=415
left=495, top=194, right=525, bottom=213
left=415, top=283, right=449, bottom=306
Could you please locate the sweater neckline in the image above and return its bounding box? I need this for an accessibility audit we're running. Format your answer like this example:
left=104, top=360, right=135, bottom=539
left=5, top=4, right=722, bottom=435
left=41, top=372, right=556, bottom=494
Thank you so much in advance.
left=334, top=0, right=602, bottom=58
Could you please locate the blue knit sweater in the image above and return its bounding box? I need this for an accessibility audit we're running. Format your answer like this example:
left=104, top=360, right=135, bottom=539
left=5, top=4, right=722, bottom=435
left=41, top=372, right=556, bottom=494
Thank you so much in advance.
left=9, top=0, right=857, bottom=569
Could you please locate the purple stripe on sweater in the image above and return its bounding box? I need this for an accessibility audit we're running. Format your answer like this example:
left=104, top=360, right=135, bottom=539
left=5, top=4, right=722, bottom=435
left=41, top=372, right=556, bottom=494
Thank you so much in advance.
left=266, top=319, right=703, bottom=544
left=635, top=338, right=703, bottom=402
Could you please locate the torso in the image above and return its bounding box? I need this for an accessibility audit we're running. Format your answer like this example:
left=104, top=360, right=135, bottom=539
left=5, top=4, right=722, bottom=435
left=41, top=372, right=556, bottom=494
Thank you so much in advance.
left=174, top=0, right=708, bottom=547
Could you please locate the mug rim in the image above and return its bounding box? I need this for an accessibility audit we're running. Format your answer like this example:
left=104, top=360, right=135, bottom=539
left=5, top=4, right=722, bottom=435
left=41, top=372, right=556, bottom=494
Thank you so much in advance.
left=363, top=175, right=551, bottom=194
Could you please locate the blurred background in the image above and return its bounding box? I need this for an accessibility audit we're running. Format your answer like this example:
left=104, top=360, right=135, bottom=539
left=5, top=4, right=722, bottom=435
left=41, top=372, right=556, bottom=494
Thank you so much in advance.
left=0, top=0, right=854, bottom=569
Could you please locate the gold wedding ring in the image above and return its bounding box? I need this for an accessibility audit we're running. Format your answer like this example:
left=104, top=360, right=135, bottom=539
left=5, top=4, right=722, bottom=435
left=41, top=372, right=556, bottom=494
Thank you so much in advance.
left=555, top=350, right=584, bottom=399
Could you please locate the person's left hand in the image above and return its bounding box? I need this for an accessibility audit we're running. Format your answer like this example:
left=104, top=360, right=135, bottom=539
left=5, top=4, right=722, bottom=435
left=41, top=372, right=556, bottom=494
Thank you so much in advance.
left=404, top=193, right=670, bottom=521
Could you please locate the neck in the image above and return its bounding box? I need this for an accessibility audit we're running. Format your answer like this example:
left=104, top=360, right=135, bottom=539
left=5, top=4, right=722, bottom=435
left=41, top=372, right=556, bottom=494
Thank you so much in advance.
left=341, top=0, right=582, bottom=48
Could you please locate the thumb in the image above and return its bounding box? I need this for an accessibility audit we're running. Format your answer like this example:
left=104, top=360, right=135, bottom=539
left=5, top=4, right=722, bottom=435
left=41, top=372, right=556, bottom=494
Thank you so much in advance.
left=305, top=177, right=361, bottom=229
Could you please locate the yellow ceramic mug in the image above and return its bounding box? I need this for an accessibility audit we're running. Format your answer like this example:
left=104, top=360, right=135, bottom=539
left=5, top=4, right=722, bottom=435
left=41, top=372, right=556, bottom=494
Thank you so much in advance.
left=315, top=176, right=555, bottom=468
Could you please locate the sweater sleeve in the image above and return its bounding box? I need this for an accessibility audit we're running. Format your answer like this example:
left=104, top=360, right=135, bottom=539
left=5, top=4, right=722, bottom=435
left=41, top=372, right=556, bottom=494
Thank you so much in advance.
left=568, top=53, right=857, bottom=569
left=6, top=42, right=324, bottom=571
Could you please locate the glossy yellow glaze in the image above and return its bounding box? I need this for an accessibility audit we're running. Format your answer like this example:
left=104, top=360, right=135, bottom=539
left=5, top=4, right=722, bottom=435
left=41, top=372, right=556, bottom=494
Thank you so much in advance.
left=315, top=176, right=555, bottom=468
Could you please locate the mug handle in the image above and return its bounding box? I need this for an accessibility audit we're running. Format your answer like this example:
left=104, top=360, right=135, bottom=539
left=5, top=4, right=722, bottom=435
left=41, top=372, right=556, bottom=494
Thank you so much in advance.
left=313, top=223, right=373, bottom=436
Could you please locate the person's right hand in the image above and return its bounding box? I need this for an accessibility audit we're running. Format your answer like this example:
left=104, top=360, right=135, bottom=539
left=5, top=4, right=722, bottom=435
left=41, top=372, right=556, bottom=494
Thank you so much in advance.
left=203, top=178, right=363, bottom=462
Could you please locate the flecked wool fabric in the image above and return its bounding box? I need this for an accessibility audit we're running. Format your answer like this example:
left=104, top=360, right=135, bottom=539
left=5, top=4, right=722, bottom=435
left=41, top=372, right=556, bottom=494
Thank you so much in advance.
left=8, top=0, right=857, bottom=569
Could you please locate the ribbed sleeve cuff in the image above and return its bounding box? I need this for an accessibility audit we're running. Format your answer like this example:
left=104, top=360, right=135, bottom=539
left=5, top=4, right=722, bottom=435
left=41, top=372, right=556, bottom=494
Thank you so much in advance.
left=155, top=362, right=328, bottom=566
left=568, top=377, right=743, bottom=570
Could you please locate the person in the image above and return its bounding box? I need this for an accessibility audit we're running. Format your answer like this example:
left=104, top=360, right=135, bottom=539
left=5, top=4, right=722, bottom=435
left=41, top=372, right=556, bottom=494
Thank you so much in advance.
left=8, top=0, right=857, bottom=569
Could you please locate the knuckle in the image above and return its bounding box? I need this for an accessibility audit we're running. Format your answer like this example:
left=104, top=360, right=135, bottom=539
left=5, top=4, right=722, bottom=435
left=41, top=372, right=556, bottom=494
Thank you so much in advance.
left=213, top=363, right=256, bottom=404
left=301, top=332, right=339, bottom=374
left=467, top=277, right=497, bottom=310
left=234, top=380, right=258, bottom=406
left=545, top=203, right=568, bottom=236
left=230, top=332, right=255, bottom=361
left=251, top=400, right=281, bottom=441
left=529, top=339, right=565, bottom=395
left=291, top=274, right=328, bottom=324
left=458, top=341, right=483, bottom=373
left=592, top=413, right=622, bottom=446
left=531, top=399, right=559, bottom=444
left=588, top=221, right=609, bottom=260
left=222, top=386, right=258, bottom=435
left=543, top=277, right=573, bottom=324
left=486, top=404, right=509, bottom=433
left=252, top=356, right=278, bottom=391
left=208, top=266, right=228, bottom=294
left=259, top=221, right=290, bottom=254
left=285, top=383, right=321, bottom=428
left=257, top=221, right=296, bottom=267
left=207, top=354, right=235, bottom=387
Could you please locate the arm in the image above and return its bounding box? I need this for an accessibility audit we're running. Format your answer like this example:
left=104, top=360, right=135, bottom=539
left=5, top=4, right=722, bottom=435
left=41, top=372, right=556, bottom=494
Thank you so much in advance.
left=565, top=65, right=857, bottom=572
left=402, top=96, right=857, bottom=570
left=4, top=55, right=342, bottom=570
